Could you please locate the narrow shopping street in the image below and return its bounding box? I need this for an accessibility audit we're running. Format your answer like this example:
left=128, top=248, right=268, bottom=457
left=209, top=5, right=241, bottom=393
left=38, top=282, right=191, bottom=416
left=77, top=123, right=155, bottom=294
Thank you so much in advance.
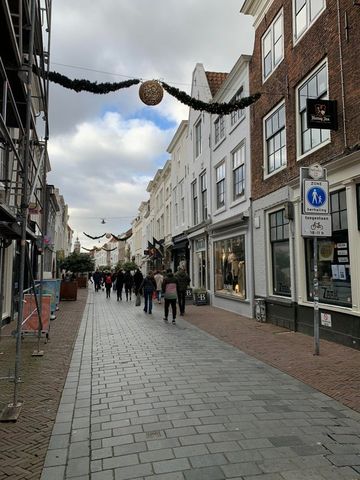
left=40, top=290, right=360, bottom=480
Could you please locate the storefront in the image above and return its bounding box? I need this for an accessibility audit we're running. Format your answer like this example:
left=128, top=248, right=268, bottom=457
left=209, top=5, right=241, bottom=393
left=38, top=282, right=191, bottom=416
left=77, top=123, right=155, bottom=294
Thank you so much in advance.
left=171, top=234, right=189, bottom=273
left=209, top=214, right=253, bottom=317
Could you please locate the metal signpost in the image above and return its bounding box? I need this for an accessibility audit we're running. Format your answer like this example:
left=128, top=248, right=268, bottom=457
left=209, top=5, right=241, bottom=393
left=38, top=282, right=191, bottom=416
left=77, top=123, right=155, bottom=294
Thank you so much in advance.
left=300, top=164, right=332, bottom=355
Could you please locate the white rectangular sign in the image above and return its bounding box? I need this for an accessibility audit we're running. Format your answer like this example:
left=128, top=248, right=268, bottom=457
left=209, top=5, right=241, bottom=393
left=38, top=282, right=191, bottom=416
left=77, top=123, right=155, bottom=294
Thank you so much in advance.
left=321, top=312, right=332, bottom=327
left=301, top=214, right=332, bottom=237
left=303, top=180, right=329, bottom=214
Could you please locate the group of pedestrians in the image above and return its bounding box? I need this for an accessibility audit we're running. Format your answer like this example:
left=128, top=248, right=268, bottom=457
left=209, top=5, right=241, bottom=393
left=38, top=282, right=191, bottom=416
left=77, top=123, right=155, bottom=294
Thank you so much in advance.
left=139, top=267, right=191, bottom=324
left=90, top=266, right=191, bottom=325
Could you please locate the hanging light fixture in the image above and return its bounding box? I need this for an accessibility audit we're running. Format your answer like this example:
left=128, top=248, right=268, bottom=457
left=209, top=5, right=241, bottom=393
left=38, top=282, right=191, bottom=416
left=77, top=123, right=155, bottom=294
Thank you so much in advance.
left=101, top=218, right=106, bottom=224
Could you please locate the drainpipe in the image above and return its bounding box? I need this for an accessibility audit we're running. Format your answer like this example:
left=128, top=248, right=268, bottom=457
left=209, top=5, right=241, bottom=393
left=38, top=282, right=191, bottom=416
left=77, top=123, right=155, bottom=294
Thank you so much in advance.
left=336, top=0, right=348, bottom=148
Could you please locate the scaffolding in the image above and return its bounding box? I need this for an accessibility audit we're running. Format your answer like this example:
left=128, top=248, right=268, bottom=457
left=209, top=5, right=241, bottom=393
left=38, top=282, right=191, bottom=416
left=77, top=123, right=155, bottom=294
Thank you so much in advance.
left=0, top=0, right=52, bottom=421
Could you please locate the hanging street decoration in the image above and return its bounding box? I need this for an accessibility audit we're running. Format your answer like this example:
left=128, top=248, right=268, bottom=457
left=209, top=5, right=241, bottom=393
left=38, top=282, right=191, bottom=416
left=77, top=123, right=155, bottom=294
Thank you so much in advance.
left=82, top=246, right=96, bottom=252
left=160, top=81, right=261, bottom=114
left=33, top=67, right=261, bottom=114
left=83, top=232, right=106, bottom=240
left=139, top=80, right=164, bottom=106
left=111, top=233, right=132, bottom=242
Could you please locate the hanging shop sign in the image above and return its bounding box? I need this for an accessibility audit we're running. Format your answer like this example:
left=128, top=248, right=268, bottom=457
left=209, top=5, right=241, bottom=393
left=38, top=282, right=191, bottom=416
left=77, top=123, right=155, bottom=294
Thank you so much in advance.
left=306, top=99, right=338, bottom=130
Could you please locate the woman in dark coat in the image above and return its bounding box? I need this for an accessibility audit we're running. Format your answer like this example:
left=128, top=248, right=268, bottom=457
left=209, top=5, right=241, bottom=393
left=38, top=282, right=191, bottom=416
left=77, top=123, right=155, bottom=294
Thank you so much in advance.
left=139, top=271, right=157, bottom=314
left=133, top=268, right=144, bottom=296
left=116, top=270, right=125, bottom=301
left=123, top=270, right=134, bottom=301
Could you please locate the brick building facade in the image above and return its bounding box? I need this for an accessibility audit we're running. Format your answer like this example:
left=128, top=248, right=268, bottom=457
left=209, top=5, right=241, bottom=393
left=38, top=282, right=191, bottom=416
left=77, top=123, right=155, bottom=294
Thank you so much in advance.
left=242, top=0, right=360, bottom=348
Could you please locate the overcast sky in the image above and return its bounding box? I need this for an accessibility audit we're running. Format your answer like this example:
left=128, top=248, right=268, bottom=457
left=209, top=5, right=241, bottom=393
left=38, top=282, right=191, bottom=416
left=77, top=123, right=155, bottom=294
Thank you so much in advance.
left=47, top=0, right=254, bottom=249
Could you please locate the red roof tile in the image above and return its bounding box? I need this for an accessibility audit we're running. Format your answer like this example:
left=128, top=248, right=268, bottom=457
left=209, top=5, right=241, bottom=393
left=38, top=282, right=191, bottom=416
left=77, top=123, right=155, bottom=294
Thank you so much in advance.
left=205, top=71, right=228, bottom=97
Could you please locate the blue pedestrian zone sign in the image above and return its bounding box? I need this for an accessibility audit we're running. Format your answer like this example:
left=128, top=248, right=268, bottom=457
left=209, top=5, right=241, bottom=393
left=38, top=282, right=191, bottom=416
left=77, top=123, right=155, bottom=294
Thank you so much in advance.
left=304, top=180, right=329, bottom=214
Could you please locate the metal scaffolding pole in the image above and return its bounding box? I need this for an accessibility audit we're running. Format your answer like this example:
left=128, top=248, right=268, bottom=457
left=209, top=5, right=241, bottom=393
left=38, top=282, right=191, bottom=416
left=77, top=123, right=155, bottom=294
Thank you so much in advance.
left=0, top=0, right=37, bottom=421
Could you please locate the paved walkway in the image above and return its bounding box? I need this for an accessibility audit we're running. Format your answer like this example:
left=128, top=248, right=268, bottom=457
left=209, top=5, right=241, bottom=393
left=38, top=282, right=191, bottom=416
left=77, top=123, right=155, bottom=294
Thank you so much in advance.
left=41, top=291, right=360, bottom=480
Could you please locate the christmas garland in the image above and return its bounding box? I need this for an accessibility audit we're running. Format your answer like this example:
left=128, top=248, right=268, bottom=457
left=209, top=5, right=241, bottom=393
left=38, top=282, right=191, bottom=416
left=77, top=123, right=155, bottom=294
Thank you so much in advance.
left=33, top=67, right=261, bottom=114
left=161, top=81, right=261, bottom=114
left=102, top=247, right=117, bottom=252
left=82, top=246, right=96, bottom=252
left=83, top=232, right=106, bottom=240
left=112, top=233, right=132, bottom=241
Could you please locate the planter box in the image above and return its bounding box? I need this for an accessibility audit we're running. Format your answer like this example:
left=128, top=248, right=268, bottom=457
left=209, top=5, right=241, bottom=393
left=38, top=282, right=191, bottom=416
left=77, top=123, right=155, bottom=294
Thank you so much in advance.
left=77, top=276, right=88, bottom=288
left=193, top=292, right=208, bottom=306
left=60, top=280, right=78, bottom=301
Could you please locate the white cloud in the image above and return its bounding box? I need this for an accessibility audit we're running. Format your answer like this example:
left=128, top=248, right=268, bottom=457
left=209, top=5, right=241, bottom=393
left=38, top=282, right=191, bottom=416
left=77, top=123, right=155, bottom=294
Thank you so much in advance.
left=48, top=0, right=254, bottom=250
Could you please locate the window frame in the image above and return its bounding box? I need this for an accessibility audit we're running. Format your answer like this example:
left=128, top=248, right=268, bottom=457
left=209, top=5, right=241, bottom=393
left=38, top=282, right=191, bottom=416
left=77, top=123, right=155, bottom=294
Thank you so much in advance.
left=195, top=119, right=202, bottom=158
left=269, top=209, right=291, bottom=297
left=293, top=0, right=326, bottom=44
left=296, top=59, right=330, bottom=160
left=214, top=115, right=225, bottom=145
left=263, top=101, right=287, bottom=178
left=192, top=180, right=198, bottom=225
left=232, top=143, right=246, bottom=201
left=230, top=87, right=245, bottom=127
left=215, top=162, right=226, bottom=210
left=261, top=9, right=284, bottom=82
left=200, top=171, right=208, bottom=222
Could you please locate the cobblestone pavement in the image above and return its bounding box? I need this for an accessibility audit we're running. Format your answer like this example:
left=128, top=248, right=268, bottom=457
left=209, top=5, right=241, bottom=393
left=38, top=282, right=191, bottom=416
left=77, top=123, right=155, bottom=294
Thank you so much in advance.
left=0, top=288, right=88, bottom=480
left=41, top=291, right=360, bottom=480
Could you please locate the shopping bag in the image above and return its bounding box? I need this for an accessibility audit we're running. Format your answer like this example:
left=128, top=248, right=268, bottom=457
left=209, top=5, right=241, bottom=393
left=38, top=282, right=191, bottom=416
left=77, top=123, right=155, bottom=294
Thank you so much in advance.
left=152, top=291, right=157, bottom=300
left=135, top=294, right=141, bottom=306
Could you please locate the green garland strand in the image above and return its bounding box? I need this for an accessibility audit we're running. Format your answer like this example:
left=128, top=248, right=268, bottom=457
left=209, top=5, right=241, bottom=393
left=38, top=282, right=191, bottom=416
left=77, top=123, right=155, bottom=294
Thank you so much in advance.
left=161, top=81, right=261, bottom=114
left=34, top=66, right=261, bottom=113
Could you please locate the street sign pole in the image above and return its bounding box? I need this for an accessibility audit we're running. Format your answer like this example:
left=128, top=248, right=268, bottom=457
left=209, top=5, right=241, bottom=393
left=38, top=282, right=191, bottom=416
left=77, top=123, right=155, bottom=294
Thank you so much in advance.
left=300, top=163, right=331, bottom=356
left=313, top=236, right=320, bottom=355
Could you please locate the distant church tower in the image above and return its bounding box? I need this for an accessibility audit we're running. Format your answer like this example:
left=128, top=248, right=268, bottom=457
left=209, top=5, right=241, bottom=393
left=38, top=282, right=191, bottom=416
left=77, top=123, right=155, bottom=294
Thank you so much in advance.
left=74, top=236, right=81, bottom=253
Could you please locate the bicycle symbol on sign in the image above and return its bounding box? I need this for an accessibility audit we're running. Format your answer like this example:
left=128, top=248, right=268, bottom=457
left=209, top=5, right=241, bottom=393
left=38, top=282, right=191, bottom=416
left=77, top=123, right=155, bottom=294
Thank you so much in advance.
left=310, top=221, right=324, bottom=231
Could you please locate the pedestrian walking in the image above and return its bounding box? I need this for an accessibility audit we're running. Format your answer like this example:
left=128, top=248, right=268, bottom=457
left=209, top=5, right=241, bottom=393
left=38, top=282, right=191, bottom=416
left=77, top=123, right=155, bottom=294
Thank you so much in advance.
left=133, top=268, right=144, bottom=297
left=175, top=266, right=191, bottom=316
left=93, top=270, right=102, bottom=292
left=115, top=270, right=125, bottom=301
left=139, top=271, right=157, bottom=314
left=104, top=272, right=112, bottom=298
left=154, top=270, right=164, bottom=304
left=124, top=270, right=134, bottom=301
left=111, top=271, right=117, bottom=291
left=162, top=268, right=178, bottom=325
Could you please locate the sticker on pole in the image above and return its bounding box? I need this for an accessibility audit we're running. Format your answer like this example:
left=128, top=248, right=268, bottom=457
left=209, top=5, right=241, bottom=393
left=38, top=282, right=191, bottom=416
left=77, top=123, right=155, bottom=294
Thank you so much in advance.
left=303, top=180, right=329, bottom=214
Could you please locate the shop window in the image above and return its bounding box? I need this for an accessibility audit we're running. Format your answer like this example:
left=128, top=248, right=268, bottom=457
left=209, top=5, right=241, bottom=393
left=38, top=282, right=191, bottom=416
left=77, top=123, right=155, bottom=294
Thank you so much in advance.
left=306, top=189, right=351, bottom=307
left=269, top=209, right=291, bottom=296
left=214, top=235, right=246, bottom=299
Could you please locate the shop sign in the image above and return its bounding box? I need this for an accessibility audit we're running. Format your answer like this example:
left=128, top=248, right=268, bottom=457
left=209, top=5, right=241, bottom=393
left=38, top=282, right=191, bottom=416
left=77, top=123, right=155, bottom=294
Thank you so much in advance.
left=303, top=180, right=329, bottom=214
left=306, top=99, right=338, bottom=130
left=301, top=214, right=332, bottom=237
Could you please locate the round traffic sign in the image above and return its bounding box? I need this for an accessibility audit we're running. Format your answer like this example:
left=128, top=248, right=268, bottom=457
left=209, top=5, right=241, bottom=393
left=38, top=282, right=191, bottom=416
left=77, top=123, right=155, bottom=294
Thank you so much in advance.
left=307, top=186, right=327, bottom=207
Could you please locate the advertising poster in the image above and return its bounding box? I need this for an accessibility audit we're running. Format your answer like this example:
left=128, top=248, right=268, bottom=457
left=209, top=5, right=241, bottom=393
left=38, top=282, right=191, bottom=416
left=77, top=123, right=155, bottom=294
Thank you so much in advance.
left=41, top=280, right=59, bottom=317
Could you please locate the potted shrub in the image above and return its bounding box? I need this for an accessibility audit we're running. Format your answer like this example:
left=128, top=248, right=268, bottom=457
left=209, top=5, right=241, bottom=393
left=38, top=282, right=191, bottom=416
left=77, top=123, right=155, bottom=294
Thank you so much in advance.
left=192, top=287, right=208, bottom=306
left=60, top=253, right=95, bottom=298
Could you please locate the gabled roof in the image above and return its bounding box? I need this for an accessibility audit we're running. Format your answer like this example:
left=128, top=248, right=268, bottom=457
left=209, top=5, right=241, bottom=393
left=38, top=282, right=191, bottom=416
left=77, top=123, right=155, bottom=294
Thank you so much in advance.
left=205, top=71, right=228, bottom=97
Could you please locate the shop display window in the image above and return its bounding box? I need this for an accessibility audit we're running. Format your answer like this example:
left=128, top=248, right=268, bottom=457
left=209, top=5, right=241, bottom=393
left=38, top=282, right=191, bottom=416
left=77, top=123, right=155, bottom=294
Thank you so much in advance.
left=306, top=189, right=352, bottom=307
left=269, top=209, right=291, bottom=296
left=214, top=235, right=246, bottom=299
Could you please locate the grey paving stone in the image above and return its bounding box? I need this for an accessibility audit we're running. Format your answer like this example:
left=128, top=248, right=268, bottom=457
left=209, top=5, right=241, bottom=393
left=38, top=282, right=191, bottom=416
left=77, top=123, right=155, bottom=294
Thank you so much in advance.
left=103, top=453, right=139, bottom=469
left=44, top=448, right=68, bottom=467
left=189, top=453, right=227, bottom=468
left=40, top=465, right=66, bottom=480
left=327, top=454, right=360, bottom=466
left=221, top=461, right=263, bottom=477
left=173, top=445, right=209, bottom=458
left=140, top=448, right=175, bottom=463
left=184, top=465, right=225, bottom=480
left=179, top=434, right=213, bottom=446
left=48, top=434, right=70, bottom=450
left=114, top=462, right=153, bottom=479
left=91, top=447, right=112, bottom=460
left=153, top=458, right=191, bottom=474
left=68, top=441, right=89, bottom=459
left=66, top=456, right=90, bottom=477
left=91, top=471, right=114, bottom=480
left=113, top=441, right=147, bottom=456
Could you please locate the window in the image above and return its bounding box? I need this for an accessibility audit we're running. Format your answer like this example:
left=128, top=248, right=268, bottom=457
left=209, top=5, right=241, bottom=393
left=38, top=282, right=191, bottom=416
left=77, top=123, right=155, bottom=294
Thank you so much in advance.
left=192, top=180, right=198, bottom=225
left=230, top=88, right=245, bottom=126
left=298, top=62, right=330, bottom=156
left=216, top=163, right=225, bottom=209
left=214, top=116, right=225, bottom=144
left=179, top=180, right=185, bottom=225
left=265, top=103, right=286, bottom=174
left=306, top=189, right=351, bottom=307
left=232, top=144, right=245, bottom=200
left=200, top=172, right=207, bottom=221
left=294, top=0, right=326, bottom=40
left=269, top=209, right=291, bottom=296
left=262, top=10, right=284, bottom=80
left=173, top=186, right=179, bottom=227
left=214, top=235, right=246, bottom=299
left=195, top=120, right=202, bottom=157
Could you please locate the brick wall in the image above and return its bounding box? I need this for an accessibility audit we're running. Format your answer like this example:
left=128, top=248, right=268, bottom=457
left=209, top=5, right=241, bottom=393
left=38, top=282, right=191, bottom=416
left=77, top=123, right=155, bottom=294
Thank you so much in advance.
left=249, top=0, right=360, bottom=201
